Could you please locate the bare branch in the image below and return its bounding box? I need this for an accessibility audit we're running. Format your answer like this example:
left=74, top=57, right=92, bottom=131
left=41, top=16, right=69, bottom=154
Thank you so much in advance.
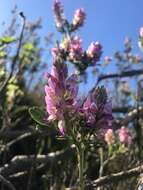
left=0, top=13, right=26, bottom=93
left=0, top=174, right=16, bottom=190
left=0, top=147, right=75, bottom=177
left=86, top=164, right=143, bottom=188
left=96, top=69, right=143, bottom=86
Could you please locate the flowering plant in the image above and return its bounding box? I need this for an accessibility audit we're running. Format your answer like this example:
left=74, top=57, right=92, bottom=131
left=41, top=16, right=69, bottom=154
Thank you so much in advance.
left=29, top=1, right=113, bottom=189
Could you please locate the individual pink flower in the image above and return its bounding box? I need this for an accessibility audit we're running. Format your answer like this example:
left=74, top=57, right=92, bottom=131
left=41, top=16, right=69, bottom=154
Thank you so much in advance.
left=72, top=8, right=86, bottom=28
left=86, top=42, right=102, bottom=64
left=104, top=129, right=115, bottom=145
left=118, top=127, right=132, bottom=145
left=69, top=36, right=83, bottom=60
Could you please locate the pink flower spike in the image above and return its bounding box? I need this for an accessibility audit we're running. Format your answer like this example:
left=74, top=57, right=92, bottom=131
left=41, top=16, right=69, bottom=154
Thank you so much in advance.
left=44, top=62, right=78, bottom=122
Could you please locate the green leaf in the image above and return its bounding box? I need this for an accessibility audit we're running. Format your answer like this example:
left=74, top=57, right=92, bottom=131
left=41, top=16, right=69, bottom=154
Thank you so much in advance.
left=0, top=36, right=16, bottom=44
left=29, top=107, right=48, bottom=127
left=23, top=43, right=34, bottom=51
left=0, top=51, right=7, bottom=58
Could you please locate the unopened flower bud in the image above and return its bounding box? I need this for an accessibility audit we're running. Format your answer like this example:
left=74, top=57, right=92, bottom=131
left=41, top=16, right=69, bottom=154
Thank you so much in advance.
left=104, top=129, right=114, bottom=145
left=58, top=120, right=66, bottom=136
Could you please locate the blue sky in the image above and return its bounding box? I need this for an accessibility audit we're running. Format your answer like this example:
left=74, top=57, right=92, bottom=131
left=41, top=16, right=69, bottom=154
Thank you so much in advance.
left=1, top=0, right=143, bottom=92
left=1, top=0, right=143, bottom=54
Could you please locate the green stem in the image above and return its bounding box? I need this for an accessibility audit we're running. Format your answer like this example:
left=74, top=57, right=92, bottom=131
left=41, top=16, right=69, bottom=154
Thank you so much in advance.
left=77, top=144, right=85, bottom=190
left=99, top=148, right=104, bottom=178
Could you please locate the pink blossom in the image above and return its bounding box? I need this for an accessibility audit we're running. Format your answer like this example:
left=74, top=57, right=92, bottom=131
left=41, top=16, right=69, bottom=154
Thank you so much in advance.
left=69, top=36, right=83, bottom=60
left=104, top=129, right=114, bottom=145
left=118, top=127, right=132, bottom=145
left=72, top=8, right=86, bottom=27
left=86, top=42, right=102, bottom=64
left=139, top=27, right=143, bottom=38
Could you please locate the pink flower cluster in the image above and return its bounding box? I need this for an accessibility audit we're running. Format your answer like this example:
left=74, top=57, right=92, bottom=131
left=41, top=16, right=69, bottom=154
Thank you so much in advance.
left=86, top=42, right=102, bottom=65
left=81, top=86, right=113, bottom=130
left=104, top=129, right=114, bottom=145
left=72, top=8, right=86, bottom=29
left=118, top=127, right=132, bottom=145
left=104, top=127, right=132, bottom=146
left=52, top=37, right=102, bottom=68
left=68, top=36, right=83, bottom=60
left=45, top=62, right=112, bottom=135
left=53, top=0, right=65, bottom=30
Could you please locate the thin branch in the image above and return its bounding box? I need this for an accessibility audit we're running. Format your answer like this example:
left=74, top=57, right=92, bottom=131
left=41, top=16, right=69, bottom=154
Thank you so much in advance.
left=0, top=13, right=26, bottom=93
left=112, top=106, right=133, bottom=113
left=0, top=174, right=16, bottom=190
left=121, top=106, right=143, bottom=126
left=96, top=69, right=143, bottom=86
left=0, top=129, right=56, bottom=156
left=0, top=147, right=75, bottom=177
left=86, top=164, right=143, bottom=188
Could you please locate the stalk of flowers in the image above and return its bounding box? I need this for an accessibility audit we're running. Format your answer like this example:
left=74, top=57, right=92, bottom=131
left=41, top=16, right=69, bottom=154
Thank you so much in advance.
left=86, top=42, right=102, bottom=65
left=53, top=0, right=65, bottom=31
left=118, top=126, right=132, bottom=145
left=44, top=61, right=78, bottom=136
left=71, top=8, right=86, bottom=31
